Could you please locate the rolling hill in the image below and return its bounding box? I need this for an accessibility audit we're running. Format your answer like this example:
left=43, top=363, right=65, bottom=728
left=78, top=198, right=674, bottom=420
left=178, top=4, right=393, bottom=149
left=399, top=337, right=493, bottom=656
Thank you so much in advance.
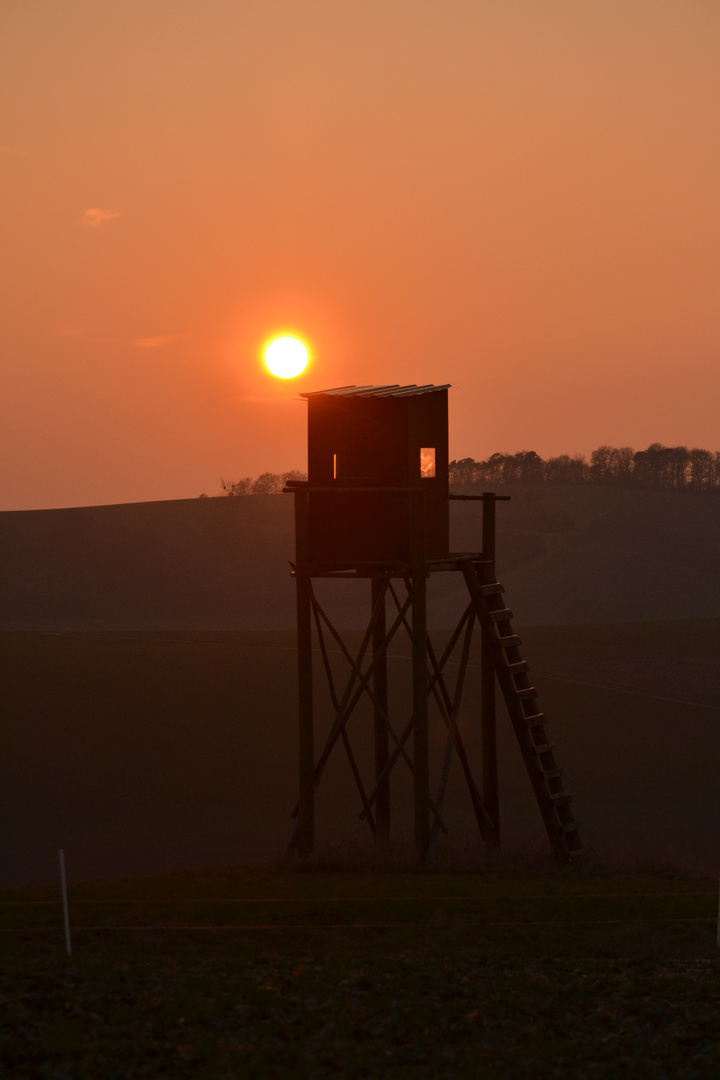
left=1, top=484, right=719, bottom=630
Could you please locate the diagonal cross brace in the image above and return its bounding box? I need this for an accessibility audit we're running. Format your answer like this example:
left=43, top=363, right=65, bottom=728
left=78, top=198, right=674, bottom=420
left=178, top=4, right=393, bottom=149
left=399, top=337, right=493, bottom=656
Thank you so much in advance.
left=311, top=597, right=377, bottom=837
left=427, top=605, right=477, bottom=858
left=290, top=579, right=413, bottom=818
left=297, top=582, right=450, bottom=836
left=387, top=582, right=493, bottom=837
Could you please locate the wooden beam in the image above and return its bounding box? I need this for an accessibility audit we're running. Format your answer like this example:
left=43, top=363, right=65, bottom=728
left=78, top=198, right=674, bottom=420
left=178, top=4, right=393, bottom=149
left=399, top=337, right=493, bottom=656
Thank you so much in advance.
left=372, top=577, right=390, bottom=845
left=294, top=489, right=314, bottom=856
left=481, top=493, right=500, bottom=848
left=410, top=491, right=429, bottom=861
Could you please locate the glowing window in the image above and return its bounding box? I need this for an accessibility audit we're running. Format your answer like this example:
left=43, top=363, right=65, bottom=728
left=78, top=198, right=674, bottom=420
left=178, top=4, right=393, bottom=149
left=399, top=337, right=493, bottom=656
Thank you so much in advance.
left=333, top=453, right=337, bottom=480
left=420, top=447, right=436, bottom=478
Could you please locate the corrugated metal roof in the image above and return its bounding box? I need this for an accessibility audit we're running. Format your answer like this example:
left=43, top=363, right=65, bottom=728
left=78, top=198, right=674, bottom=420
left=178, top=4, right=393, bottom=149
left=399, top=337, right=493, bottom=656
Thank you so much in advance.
left=301, top=383, right=451, bottom=399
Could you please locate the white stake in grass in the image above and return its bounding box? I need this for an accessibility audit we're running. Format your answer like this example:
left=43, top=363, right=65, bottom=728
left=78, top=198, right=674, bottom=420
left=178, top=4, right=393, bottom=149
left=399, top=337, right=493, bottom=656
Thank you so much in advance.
left=59, top=849, right=72, bottom=957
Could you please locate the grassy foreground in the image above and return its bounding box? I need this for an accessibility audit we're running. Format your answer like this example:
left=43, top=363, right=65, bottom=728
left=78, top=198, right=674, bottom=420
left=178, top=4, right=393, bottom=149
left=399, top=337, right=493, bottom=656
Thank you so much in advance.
left=3, top=865, right=720, bottom=1078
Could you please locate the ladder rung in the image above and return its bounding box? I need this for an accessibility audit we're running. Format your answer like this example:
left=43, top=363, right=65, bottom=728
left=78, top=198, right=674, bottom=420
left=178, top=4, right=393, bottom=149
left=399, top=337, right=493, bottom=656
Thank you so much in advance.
left=479, top=582, right=504, bottom=595
left=550, top=792, right=572, bottom=806
left=497, top=635, right=522, bottom=648
left=516, top=686, right=538, bottom=700
left=532, top=741, right=554, bottom=754
left=561, top=820, right=581, bottom=833
left=489, top=608, right=513, bottom=621
left=543, top=768, right=563, bottom=779
left=506, top=660, right=529, bottom=674
left=525, top=712, right=546, bottom=728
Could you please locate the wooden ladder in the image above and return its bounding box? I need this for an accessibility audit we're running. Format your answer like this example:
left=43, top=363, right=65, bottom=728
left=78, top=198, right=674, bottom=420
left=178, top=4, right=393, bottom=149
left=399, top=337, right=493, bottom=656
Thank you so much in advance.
left=462, top=559, right=582, bottom=860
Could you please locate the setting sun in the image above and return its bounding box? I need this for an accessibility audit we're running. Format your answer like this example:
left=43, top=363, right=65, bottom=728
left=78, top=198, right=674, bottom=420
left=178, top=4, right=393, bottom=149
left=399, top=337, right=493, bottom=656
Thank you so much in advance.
left=264, top=336, right=308, bottom=379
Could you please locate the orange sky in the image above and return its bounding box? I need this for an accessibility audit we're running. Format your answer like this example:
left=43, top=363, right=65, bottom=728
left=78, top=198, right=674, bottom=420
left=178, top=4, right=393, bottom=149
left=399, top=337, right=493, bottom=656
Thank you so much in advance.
left=1, top=0, right=719, bottom=510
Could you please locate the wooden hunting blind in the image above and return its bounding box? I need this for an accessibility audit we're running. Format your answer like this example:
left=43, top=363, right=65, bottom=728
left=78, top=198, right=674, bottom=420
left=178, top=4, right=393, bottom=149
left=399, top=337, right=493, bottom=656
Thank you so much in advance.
left=304, top=384, right=450, bottom=564
left=285, top=383, right=582, bottom=863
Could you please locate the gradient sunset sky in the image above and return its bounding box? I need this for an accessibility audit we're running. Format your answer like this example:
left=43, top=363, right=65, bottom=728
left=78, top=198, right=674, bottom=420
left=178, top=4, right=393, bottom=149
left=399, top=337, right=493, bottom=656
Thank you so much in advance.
left=2, top=0, right=719, bottom=510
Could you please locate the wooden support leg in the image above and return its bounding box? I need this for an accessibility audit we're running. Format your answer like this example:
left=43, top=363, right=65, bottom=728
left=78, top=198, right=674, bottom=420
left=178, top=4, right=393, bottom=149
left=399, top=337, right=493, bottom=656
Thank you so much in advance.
left=295, top=486, right=314, bottom=858
left=481, top=628, right=499, bottom=847
left=410, top=488, right=429, bottom=861
left=412, top=569, right=429, bottom=861
left=372, top=577, right=390, bottom=846
left=482, top=492, right=500, bottom=848
left=296, top=570, right=314, bottom=856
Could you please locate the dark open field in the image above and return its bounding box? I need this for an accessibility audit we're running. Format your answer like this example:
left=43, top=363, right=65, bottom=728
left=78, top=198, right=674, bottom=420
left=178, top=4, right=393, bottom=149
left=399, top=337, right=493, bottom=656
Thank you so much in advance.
left=3, top=618, right=720, bottom=886
left=3, top=486, right=720, bottom=1074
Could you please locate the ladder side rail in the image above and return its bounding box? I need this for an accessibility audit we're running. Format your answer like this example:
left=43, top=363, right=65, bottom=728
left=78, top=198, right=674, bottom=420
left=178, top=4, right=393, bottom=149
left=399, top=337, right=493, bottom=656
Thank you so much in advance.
left=462, top=561, right=581, bottom=859
left=473, top=562, right=581, bottom=855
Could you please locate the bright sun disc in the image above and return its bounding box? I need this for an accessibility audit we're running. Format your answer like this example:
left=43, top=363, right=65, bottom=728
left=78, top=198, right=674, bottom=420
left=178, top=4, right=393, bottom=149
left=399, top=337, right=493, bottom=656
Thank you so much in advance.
left=264, top=336, right=308, bottom=378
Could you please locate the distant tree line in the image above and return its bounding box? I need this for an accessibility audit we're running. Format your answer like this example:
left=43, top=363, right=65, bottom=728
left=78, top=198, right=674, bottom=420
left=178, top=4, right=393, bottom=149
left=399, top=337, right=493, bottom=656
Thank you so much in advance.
left=449, top=444, right=720, bottom=491
left=217, top=470, right=307, bottom=496
left=213, top=443, right=720, bottom=496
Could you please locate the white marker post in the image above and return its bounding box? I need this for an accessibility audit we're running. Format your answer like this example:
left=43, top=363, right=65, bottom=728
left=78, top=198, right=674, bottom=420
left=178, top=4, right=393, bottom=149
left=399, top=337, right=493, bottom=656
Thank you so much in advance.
left=59, top=849, right=72, bottom=957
